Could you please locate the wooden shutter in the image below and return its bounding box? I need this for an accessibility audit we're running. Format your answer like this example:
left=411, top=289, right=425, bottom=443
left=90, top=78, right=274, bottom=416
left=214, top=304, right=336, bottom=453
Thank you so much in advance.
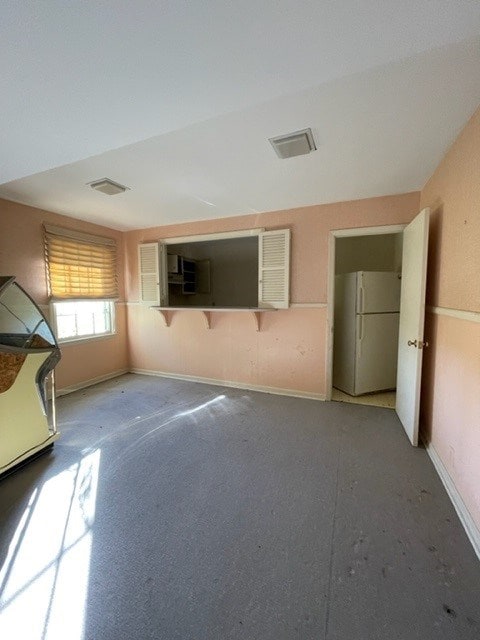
left=258, top=229, right=290, bottom=309
left=138, top=243, right=160, bottom=304
left=44, top=224, right=118, bottom=299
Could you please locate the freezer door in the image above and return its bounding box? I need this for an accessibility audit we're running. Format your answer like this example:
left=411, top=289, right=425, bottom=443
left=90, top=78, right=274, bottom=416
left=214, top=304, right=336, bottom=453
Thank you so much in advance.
left=354, top=312, right=399, bottom=395
left=356, top=271, right=401, bottom=313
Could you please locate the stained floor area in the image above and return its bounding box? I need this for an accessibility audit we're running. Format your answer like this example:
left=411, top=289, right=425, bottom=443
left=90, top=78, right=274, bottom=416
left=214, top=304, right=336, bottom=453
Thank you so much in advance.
left=0, top=374, right=479, bottom=639
left=332, top=387, right=396, bottom=408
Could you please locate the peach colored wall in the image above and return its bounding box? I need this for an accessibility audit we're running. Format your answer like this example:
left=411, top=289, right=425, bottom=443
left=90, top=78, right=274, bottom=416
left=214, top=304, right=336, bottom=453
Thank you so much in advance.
left=420, top=105, right=480, bottom=533
left=421, top=108, right=480, bottom=313
left=0, top=198, right=129, bottom=390
left=126, top=192, right=419, bottom=303
left=54, top=304, right=128, bottom=389
left=125, top=191, right=419, bottom=396
left=128, top=307, right=327, bottom=395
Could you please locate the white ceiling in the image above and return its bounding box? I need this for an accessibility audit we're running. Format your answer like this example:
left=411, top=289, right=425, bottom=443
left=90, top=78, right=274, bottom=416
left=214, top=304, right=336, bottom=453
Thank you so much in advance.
left=1, top=2, right=480, bottom=230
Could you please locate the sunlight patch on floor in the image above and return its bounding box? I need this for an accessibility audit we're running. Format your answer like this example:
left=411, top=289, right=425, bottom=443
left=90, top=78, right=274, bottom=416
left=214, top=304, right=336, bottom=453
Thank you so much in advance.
left=0, top=449, right=100, bottom=640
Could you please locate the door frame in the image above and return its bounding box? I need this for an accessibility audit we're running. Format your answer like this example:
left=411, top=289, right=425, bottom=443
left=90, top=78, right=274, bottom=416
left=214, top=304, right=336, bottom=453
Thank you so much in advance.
left=325, top=224, right=406, bottom=401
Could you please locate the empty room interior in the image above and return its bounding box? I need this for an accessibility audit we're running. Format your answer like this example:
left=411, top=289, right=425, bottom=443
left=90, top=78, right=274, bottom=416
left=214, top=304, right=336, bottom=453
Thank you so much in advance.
left=0, top=3, right=479, bottom=639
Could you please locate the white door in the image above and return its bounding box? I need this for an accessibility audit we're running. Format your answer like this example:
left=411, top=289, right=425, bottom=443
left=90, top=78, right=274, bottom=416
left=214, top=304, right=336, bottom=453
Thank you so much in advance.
left=395, top=208, right=430, bottom=445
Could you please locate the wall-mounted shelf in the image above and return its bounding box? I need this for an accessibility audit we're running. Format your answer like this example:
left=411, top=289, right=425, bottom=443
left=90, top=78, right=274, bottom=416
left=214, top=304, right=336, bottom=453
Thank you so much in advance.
left=151, top=307, right=278, bottom=331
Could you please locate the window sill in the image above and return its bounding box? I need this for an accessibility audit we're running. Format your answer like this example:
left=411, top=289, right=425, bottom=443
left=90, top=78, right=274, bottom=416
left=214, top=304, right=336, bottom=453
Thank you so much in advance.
left=58, top=332, right=117, bottom=346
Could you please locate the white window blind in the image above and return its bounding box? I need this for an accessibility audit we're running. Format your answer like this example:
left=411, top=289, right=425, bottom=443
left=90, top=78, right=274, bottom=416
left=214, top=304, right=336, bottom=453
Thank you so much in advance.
left=44, top=224, right=118, bottom=300
left=258, top=229, right=291, bottom=309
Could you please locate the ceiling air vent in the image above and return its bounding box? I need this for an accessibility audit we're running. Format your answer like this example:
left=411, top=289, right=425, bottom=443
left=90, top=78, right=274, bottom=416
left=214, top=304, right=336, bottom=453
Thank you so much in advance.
left=89, top=178, right=129, bottom=195
left=269, top=128, right=316, bottom=159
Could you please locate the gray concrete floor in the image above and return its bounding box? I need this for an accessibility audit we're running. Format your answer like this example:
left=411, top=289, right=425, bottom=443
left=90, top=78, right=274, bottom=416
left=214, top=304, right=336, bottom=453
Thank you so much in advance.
left=0, top=373, right=479, bottom=639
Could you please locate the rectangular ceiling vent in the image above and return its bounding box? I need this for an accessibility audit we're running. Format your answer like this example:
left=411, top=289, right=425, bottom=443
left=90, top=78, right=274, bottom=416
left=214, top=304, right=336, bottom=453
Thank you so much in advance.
left=89, top=178, right=129, bottom=195
left=269, top=128, right=316, bottom=159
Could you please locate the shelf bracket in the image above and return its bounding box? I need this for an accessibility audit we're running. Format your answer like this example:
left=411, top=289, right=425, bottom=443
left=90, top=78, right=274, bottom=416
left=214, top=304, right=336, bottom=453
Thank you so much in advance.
left=157, top=309, right=171, bottom=327
left=202, top=311, right=212, bottom=329
left=151, top=307, right=275, bottom=331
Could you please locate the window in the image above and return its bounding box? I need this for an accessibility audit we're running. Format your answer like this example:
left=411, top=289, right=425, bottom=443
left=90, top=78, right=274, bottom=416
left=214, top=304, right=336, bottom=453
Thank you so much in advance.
left=52, top=300, right=114, bottom=342
left=138, top=228, right=291, bottom=309
left=44, top=225, right=118, bottom=342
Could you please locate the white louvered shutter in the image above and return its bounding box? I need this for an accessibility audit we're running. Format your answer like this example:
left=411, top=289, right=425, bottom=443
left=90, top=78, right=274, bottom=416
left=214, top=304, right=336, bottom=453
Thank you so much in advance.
left=138, top=243, right=160, bottom=304
left=258, top=229, right=290, bottom=309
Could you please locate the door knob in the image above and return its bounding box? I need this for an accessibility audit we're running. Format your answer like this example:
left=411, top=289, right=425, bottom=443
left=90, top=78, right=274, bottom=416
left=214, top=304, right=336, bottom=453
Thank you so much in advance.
left=407, top=339, right=429, bottom=349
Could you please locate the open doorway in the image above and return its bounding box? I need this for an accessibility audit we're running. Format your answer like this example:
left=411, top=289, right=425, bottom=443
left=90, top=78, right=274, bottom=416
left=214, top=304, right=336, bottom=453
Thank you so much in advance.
left=326, top=225, right=405, bottom=408
left=326, top=211, right=430, bottom=445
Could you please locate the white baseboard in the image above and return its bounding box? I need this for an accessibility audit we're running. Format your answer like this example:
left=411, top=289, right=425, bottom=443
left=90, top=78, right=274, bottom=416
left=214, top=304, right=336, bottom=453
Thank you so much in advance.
left=423, top=438, right=480, bottom=560
left=56, top=369, right=129, bottom=397
left=130, top=368, right=326, bottom=401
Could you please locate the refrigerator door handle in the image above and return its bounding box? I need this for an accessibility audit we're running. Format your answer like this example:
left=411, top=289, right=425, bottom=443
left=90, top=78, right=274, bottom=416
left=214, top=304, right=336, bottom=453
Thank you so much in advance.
left=357, top=315, right=364, bottom=357
left=358, top=286, right=365, bottom=314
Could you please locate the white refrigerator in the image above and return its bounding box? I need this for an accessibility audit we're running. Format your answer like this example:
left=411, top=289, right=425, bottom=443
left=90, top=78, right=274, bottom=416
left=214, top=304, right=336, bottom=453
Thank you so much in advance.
left=333, top=271, right=401, bottom=396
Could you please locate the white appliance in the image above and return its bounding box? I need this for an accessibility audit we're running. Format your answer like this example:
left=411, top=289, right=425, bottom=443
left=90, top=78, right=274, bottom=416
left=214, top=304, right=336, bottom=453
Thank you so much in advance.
left=333, top=271, right=401, bottom=396
left=167, top=254, right=181, bottom=274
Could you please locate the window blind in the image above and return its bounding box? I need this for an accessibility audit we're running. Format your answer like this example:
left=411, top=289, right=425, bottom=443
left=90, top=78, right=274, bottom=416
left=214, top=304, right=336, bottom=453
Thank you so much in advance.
left=44, top=224, right=118, bottom=300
